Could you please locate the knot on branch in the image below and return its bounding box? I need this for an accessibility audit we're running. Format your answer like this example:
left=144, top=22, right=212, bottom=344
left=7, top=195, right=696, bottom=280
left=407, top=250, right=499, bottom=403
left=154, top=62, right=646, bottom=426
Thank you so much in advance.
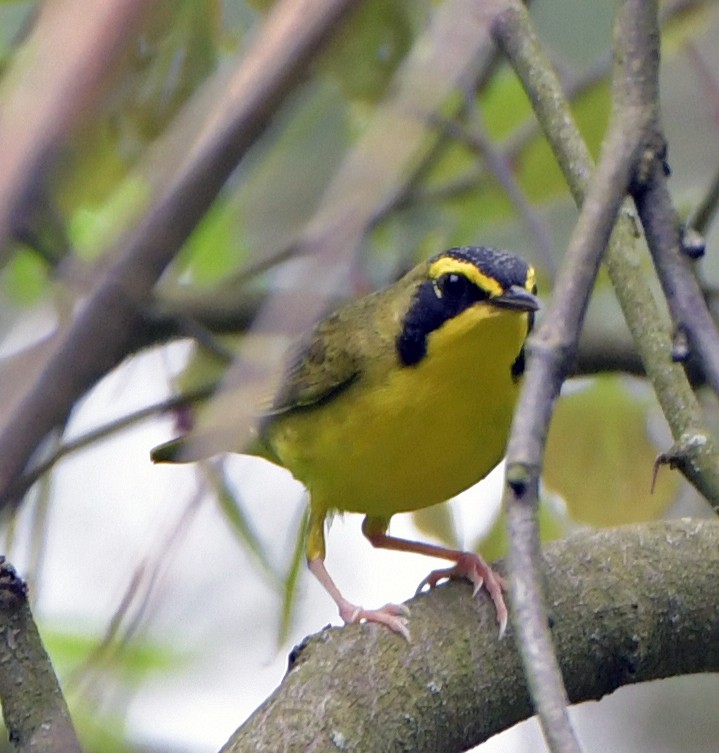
left=505, top=462, right=540, bottom=498
left=652, top=432, right=710, bottom=489
left=629, top=133, right=669, bottom=197
left=671, top=325, right=690, bottom=363
left=679, top=225, right=706, bottom=260
left=0, top=559, right=28, bottom=611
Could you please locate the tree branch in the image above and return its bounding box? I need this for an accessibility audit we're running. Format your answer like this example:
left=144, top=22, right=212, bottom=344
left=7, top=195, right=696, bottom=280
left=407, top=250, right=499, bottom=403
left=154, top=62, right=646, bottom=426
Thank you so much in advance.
left=0, top=560, right=82, bottom=753
left=0, top=0, right=148, bottom=265
left=220, top=520, right=719, bottom=753
left=492, top=1, right=719, bottom=508
left=493, top=1, right=662, bottom=750
left=490, top=1, right=719, bottom=751
left=632, top=157, right=719, bottom=400
left=0, top=0, right=360, bottom=505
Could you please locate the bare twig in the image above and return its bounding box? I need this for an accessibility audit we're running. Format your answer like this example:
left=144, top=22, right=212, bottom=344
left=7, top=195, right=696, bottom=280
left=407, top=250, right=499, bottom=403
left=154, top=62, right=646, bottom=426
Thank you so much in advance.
left=490, top=0, right=716, bottom=751
left=624, top=14, right=719, bottom=402
left=633, top=157, right=719, bottom=399
left=11, top=382, right=218, bottom=500
left=67, top=484, right=205, bottom=699
left=490, top=5, right=610, bottom=752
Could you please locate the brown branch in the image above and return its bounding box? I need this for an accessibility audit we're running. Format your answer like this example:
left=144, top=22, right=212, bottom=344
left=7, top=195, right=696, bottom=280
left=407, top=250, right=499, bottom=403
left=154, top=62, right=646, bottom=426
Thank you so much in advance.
left=0, top=560, right=82, bottom=753
left=632, top=157, right=719, bottom=400
left=0, top=0, right=360, bottom=505
left=10, top=383, right=218, bottom=501
left=221, top=520, right=719, bottom=753
left=0, top=0, right=148, bottom=266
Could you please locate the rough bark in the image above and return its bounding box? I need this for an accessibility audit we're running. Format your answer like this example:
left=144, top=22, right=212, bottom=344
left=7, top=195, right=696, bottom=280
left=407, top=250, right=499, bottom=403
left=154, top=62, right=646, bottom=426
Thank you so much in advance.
left=222, top=520, right=719, bottom=753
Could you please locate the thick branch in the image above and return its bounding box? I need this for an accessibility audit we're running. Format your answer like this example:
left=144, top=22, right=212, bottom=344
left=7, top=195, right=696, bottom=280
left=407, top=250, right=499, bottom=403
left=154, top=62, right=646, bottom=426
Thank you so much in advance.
left=221, top=520, right=719, bottom=753
left=0, top=561, right=82, bottom=753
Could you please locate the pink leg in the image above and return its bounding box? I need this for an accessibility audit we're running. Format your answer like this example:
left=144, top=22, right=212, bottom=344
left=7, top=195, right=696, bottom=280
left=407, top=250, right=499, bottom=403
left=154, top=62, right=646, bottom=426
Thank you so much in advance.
left=308, top=558, right=410, bottom=640
left=363, top=521, right=508, bottom=638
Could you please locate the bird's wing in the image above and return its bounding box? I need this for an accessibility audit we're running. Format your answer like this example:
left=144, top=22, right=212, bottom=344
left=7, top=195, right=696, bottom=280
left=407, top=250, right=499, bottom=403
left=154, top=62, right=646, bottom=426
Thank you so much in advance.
left=263, top=309, right=363, bottom=418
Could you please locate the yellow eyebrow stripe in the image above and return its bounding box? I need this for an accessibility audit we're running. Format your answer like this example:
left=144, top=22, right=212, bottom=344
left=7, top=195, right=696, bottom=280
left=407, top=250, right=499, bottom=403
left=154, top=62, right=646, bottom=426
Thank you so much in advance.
left=525, top=265, right=536, bottom=292
left=428, top=256, right=504, bottom=296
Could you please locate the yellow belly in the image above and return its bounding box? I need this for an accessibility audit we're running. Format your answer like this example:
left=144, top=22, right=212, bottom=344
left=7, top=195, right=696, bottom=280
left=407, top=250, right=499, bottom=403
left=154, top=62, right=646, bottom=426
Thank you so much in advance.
left=268, top=309, right=526, bottom=519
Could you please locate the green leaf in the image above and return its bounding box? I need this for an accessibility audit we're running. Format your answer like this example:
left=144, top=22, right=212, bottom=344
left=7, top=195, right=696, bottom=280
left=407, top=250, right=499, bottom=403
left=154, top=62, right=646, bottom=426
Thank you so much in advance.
left=69, top=176, right=151, bottom=261
left=482, top=68, right=535, bottom=140
left=543, top=375, right=680, bottom=527
left=1, top=249, right=48, bottom=304
left=177, top=199, right=250, bottom=284
left=279, top=506, right=309, bottom=645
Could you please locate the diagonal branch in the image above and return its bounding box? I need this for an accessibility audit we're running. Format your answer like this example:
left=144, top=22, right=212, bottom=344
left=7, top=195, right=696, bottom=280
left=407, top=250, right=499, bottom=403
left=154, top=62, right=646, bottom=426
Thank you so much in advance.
left=492, top=0, right=719, bottom=512
left=489, top=1, right=719, bottom=752
left=494, top=2, right=649, bottom=751
left=0, top=0, right=360, bottom=505
left=632, top=157, right=719, bottom=400
left=220, top=520, right=719, bottom=753
left=0, top=560, right=83, bottom=753
left=0, top=0, right=148, bottom=266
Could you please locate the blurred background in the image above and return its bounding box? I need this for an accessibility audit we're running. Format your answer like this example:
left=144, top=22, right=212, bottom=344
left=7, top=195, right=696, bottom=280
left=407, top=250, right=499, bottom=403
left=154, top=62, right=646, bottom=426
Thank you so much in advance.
left=1, top=1, right=719, bottom=751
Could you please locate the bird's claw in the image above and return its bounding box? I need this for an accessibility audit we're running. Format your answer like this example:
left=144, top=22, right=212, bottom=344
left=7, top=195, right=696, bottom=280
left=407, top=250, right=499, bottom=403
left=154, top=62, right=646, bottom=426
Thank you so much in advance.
left=339, top=601, right=411, bottom=641
left=416, top=552, right=508, bottom=638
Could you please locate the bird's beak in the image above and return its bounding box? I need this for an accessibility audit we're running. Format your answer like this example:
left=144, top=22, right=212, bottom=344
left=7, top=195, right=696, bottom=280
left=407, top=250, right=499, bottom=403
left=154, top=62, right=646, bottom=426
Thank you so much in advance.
left=491, top=285, right=541, bottom=312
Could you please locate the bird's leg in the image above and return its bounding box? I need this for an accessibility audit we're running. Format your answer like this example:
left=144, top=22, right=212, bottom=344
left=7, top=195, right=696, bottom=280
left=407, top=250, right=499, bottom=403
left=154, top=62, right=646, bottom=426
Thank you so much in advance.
left=362, top=516, right=508, bottom=638
left=306, top=509, right=410, bottom=640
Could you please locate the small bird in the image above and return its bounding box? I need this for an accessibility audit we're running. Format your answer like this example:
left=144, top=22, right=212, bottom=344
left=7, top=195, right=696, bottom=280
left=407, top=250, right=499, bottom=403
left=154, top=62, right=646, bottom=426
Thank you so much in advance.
left=153, top=246, right=539, bottom=640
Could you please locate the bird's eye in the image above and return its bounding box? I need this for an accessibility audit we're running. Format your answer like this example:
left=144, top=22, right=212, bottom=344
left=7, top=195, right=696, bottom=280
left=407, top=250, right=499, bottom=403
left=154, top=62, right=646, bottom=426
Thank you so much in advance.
left=436, top=272, right=489, bottom=304
left=438, top=273, right=468, bottom=299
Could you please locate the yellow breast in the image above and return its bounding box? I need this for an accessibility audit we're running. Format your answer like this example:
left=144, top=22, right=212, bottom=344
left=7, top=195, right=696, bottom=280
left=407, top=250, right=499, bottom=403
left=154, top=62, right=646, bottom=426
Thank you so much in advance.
left=268, top=305, right=528, bottom=519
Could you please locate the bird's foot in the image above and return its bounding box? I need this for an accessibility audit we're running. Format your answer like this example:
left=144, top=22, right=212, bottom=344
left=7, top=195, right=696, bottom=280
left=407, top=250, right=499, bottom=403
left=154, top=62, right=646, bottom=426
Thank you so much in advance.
left=338, top=599, right=411, bottom=641
left=416, top=552, right=508, bottom=638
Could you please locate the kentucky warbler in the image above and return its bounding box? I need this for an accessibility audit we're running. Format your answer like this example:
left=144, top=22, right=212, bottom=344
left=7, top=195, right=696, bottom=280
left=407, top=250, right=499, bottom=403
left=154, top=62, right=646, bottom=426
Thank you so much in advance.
left=153, top=245, right=539, bottom=640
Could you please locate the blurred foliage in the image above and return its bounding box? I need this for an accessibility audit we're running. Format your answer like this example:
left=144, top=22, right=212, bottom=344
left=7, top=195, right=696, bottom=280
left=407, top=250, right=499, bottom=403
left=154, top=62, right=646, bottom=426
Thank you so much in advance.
left=544, top=376, right=680, bottom=527
left=1, top=0, right=719, bottom=750
left=319, top=0, right=422, bottom=102
left=38, top=625, right=183, bottom=753
left=42, top=624, right=180, bottom=678
left=478, top=486, right=572, bottom=564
